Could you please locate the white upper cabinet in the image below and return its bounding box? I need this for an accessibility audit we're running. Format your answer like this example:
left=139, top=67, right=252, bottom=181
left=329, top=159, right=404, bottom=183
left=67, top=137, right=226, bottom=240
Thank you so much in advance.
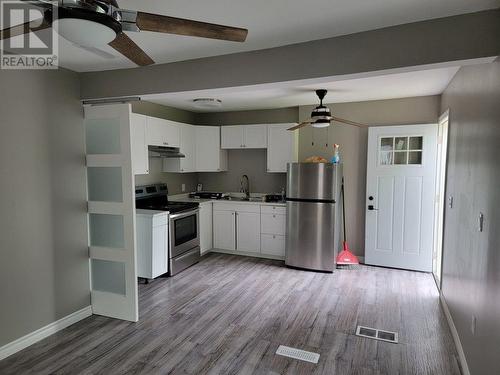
left=130, top=113, right=149, bottom=175
left=195, top=126, right=228, bottom=172
left=221, top=126, right=244, bottom=148
left=221, top=124, right=267, bottom=149
left=244, top=125, right=268, bottom=148
left=267, top=123, right=297, bottom=173
left=146, top=117, right=180, bottom=148
left=163, top=124, right=196, bottom=173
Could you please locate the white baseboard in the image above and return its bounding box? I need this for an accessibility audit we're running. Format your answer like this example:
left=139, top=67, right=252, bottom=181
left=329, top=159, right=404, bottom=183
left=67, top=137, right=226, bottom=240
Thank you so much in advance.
left=210, top=248, right=285, bottom=261
left=439, top=293, right=470, bottom=375
left=0, top=306, right=92, bottom=361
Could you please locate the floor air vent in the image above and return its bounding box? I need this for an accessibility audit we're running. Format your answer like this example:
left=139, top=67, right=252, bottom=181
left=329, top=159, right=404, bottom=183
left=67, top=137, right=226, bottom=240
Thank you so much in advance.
left=275, top=345, right=320, bottom=364
left=355, top=325, right=399, bottom=344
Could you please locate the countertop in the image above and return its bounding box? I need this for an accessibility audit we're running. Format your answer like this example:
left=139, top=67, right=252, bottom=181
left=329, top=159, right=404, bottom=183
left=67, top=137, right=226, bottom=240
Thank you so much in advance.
left=169, top=194, right=286, bottom=207
left=136, top=209, right=169, bottom=216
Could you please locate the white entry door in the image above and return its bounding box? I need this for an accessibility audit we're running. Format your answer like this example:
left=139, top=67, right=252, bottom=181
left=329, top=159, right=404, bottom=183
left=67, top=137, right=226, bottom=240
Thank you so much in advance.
left=365, top=124, right=437, bottom=272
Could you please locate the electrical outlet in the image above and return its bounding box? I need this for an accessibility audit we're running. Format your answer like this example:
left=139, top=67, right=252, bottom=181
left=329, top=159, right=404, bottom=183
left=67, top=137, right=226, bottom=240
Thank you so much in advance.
left=181, top=184, right=186, bottom=192
left=471, top=315, right=477, bottom=335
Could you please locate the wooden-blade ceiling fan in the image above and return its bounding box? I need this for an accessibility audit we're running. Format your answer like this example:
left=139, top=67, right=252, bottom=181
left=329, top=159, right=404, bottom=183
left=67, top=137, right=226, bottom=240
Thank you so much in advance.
left=287, top=89, right=367, bottom=131
left=0, top=0, right=248, bottom=66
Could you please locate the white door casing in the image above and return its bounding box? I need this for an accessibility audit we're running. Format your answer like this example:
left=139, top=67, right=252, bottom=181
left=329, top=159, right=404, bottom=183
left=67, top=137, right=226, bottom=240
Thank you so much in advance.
left=85, top=103, right=139, bottom=322
left=365, top=124, right=438, bottom=272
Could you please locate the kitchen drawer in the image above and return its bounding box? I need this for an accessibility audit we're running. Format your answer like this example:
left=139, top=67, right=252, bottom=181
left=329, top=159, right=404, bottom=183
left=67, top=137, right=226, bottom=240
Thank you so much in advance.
left=261, top=213, right=285, bottom=235
left=261, top=205, right=286, bottom=215
left=213, top=202, right=261, bottom=213
left=261, top=234, right=285, bottom=257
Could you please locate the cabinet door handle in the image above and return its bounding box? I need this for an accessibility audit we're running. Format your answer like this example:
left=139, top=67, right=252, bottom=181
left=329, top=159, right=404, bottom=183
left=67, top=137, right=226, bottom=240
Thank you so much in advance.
left=234, top=211, right=237, bottom=250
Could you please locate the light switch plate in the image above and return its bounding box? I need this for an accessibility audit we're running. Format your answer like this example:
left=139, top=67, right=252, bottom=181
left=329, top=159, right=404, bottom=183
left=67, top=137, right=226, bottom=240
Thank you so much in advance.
left=181, top=184, right=186, bottom=192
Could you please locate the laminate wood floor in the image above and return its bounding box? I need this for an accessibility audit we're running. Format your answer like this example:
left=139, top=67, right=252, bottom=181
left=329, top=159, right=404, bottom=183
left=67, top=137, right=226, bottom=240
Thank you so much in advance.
left=0, top=253, right=461, bottom=375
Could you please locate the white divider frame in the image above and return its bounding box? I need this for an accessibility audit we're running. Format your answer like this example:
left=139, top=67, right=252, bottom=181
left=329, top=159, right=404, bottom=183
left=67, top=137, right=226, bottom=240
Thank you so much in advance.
left=84, top=104, right=138, bottom=322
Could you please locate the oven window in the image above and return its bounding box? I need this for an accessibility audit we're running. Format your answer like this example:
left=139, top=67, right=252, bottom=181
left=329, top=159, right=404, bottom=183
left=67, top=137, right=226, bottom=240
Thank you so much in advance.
left=174, top=215, right=197, bottom=246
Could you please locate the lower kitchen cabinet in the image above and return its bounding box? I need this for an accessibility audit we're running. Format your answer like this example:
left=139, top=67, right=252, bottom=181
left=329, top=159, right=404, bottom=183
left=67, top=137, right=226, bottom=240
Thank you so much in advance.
left=213, top=209, right=236, bottom=251
left=236, top=211, right=260, bottom=253
left=260, top=205, right=286, bottom=257
left=261, top=234, right=285, bottom=257
left=199, top=202, right=213, bottom=255
left=136, top=211, right=169, bottom=279
left=212, top=203, right=284, bottom=258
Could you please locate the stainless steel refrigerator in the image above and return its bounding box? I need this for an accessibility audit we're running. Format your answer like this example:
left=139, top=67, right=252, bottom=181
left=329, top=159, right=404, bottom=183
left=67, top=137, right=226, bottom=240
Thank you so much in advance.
left=285, top=163, right=342, bottom=272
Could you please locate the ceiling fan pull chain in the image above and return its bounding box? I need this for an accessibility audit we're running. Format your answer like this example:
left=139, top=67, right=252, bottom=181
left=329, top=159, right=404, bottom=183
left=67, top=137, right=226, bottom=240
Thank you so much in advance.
left=326, top=127, right=329, bottom=147
left=312, top=128, right=315, bottom=146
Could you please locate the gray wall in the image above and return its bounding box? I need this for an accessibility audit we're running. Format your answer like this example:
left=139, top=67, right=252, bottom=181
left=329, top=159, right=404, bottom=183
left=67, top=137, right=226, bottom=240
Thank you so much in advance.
left=0, top=69, right=89, bottom=346
left=440, top=61, right=500, bottom=375
left=194, top=107, right=298, bottom=193
left=298, top=95, right=441, bottom=257
left=80, top=10, right=500, bottom=99
left=131, top=101, right=199, bottom=194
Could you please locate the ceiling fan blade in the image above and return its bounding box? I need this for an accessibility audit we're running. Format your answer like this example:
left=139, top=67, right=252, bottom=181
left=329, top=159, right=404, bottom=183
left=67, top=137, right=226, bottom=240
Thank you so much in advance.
left=135, top=12, right=248, bottom=42
left=0, top=17, right=50, bottom=40
left=287, top=120, right=313, bottom=131
left=330, top=116, right=368, bottom=128
left=109, top=32, right=154, bottom=66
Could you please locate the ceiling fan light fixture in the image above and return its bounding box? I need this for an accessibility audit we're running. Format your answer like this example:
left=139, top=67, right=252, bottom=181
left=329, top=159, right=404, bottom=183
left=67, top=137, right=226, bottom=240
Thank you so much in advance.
left=193, top=98, right=222, bottom=109
left=311, top=119, right=330, bottom=128
left=53, top=18, right=117, bottom=47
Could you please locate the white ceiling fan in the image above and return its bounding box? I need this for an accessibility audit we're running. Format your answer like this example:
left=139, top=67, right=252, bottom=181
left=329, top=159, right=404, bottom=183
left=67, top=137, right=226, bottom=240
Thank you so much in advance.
left=0, top=0, right=248, bottom=66
left=288, top=89, right=368, bottom=131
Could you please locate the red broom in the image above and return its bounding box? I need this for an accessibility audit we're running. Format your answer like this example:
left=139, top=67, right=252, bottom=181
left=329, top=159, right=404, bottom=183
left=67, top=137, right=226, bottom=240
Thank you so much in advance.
left=336, top=177, right=360, bottom=269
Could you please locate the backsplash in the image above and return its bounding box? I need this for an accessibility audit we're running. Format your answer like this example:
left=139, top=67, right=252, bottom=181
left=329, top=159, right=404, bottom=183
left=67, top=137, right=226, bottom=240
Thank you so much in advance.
left=134, top=157, right=198, bottom=195
left=197, top=149, right=286, bottom=194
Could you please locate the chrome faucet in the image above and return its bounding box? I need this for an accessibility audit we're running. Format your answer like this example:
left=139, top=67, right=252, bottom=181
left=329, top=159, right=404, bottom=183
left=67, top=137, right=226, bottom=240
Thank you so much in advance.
left=240, top=174, right=250, bottom=200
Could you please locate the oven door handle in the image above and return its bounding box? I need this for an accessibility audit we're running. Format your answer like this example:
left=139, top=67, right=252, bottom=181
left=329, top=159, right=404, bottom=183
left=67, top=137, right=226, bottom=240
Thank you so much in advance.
left=169, top=209, right=200, bottom=220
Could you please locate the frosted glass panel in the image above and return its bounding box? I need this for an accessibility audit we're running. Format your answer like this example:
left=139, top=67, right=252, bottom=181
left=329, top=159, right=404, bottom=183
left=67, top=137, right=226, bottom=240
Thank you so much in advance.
left=87, top=167, right=123, bottom=202
left=91, top=259, right=126, bottom=295
left=86, top=118, right=121, bottom=154
left=89, top=214, right=124, bottom=248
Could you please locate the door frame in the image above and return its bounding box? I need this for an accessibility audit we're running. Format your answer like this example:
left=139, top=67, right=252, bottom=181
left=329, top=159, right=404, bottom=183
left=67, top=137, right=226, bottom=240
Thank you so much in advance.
left=432, top=110, right=450, bottom=288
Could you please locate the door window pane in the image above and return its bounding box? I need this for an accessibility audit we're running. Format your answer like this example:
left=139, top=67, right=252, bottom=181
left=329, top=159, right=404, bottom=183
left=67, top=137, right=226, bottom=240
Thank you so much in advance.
left=409, top=136, right=423, bottom=150
left=395, top=137, right=408, bottom=151
left=409, top=151, right=423, bottom=165
left=394, top=152, right=408, bottom=165
left=380, top=151, right=393, bottom=165
left=380, top=137, right=394, bottom=151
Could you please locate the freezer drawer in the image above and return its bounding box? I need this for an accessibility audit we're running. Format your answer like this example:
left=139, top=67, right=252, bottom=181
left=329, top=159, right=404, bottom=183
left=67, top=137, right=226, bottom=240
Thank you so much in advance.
left=285, top=201, right=336, bottom=272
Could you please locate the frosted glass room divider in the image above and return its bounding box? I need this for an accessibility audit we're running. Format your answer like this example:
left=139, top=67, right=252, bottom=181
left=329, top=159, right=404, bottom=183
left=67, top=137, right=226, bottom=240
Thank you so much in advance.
left=84, top=103, right=138, bottom=322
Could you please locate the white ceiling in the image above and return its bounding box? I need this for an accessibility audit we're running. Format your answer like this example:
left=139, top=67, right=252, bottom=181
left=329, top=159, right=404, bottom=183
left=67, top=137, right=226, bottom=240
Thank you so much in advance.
left=14, top=0, right=500, bottom=71
left=144, top=66, right=461, bottom=112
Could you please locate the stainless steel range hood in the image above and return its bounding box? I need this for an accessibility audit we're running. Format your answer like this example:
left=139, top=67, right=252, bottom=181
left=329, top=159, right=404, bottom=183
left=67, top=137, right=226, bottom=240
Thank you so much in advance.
left=148, top=145, right=185, bottom=158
